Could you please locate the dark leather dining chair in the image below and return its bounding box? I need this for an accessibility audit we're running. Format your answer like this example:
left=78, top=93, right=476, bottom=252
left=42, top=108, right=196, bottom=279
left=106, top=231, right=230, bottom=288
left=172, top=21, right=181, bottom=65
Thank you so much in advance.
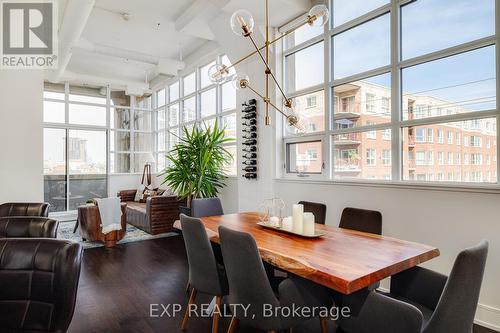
left=298, top=201, right=327, bottom=225
left=339, top=240, right=489, bottom=333
left=0, top=238, right=83, bottom=332
left=0, top=202, right=50, bottom=218
left=0, top=217, right=58, bottom=238
left=339, top=207, right=382, bottom=235
left=191, top=198, right=223, bottom=218
left=219, top=226, right=332, bottom=333
left=180, top=214, right=228, bottom=333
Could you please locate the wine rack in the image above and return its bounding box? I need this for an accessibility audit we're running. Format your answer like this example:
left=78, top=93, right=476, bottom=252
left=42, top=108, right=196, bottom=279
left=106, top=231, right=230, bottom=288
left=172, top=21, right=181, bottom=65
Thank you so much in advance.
left=241, top=98, right=257, bottom=180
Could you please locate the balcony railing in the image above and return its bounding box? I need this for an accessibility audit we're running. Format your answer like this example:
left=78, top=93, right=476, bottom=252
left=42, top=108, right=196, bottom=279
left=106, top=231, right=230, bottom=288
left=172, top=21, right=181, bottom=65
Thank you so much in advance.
left=44, top=174, right=107, bottom=212
left=335, top=133, right=362, bottom=145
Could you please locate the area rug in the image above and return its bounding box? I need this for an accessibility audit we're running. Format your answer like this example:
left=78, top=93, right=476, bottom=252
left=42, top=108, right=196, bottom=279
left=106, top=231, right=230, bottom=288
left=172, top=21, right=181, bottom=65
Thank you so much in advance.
left=57, top=221, right=179, bottom=249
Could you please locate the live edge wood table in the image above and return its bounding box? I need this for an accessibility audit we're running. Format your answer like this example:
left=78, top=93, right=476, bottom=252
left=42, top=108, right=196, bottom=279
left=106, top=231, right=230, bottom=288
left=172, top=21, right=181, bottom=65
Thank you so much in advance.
left=199, top=212, right=440, bottom=295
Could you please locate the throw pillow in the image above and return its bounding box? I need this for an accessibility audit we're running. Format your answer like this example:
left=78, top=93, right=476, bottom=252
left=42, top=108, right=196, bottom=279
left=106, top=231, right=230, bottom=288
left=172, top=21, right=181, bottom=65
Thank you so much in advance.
left=161, top=186, right=176, bottom=196
left=134, top=184, right=146, bottom=202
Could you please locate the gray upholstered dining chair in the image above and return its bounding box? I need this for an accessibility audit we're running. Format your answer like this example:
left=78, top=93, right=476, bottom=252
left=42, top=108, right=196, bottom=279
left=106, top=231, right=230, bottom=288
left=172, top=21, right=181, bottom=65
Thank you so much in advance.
left=180, top=214, right=228, bottom=333
left=339, top=240, right=489, bottom=333
left=219, top=225, right=332, bottom=333
left=339, top=207, right=382, bottom=291
left=339, top=207, right=382, bottom=235
left=298, top=201, right=327, bottom=225
left=191, top=198, right=224, bottom=218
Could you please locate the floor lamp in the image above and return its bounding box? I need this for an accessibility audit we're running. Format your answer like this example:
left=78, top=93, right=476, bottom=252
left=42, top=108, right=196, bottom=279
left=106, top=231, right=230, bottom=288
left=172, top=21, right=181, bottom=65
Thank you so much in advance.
left=141, top=153, right=156, bottom=188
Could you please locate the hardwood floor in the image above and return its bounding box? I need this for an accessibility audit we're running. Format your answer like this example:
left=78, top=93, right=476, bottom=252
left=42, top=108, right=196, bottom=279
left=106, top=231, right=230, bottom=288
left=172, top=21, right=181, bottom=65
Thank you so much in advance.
left=68, top=235, right=496, bottom=333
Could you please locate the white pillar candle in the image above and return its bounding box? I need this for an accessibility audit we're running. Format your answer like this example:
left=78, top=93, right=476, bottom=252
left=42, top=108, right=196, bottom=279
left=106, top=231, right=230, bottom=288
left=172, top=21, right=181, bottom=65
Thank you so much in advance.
left=303, top=212, right=315, bottom=236
left=282, top=216, right=293, bottom=231
left=292, top=204, right=304, bottom=234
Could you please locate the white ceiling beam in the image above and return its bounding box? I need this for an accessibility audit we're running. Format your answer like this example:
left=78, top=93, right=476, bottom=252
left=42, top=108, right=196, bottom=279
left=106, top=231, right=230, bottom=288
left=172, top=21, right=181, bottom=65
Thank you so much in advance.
left=73, top=38, right=185, bottom=77
left=175, top=0, right=209, bottom=32
left=61, top=71, right=150, bottom=93
left=175, top=0, right=231, bottom=40
left=48, top=0, right=95, bottom=82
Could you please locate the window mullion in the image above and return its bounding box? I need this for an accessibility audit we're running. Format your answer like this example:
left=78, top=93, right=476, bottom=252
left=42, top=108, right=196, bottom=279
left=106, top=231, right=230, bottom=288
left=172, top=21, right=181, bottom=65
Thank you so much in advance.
left=496, top=0, right=500, bottom=185
left=391, top=0, right=401, bottom=182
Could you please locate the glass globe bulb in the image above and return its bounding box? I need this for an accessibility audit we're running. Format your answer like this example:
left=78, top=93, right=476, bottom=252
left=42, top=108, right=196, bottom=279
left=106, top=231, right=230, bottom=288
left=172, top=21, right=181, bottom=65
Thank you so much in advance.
left=232, top=73, right=250, bottom=90
left=286, top=111, right=306, bottom=135
left=230, top=10, right=254, bottom=36
left=308, top=4, right=329, bottom=27
left=208, top=63, right=229, bottom=84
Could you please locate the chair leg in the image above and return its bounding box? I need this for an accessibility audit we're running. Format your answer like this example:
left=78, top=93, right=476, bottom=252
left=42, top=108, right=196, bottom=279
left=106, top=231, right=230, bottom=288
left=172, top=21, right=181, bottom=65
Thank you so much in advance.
left=181, top=288, right=197, bottom=330
left=211, top=296, right=222, bottom=333
left=185, top=282, right=190, bottom=293
left=319, top=317, right=329, bottom=333
left=227, top=316, right=238, bottom=333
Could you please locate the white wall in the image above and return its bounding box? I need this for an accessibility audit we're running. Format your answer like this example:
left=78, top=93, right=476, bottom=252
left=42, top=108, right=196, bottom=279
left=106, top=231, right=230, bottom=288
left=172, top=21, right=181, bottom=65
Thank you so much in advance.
left=0, top=70, right=44, bottom=203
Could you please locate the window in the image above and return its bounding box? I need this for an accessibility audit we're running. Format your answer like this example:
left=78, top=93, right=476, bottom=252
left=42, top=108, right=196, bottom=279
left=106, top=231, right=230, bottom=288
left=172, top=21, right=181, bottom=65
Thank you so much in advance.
left=281, top=0, right=498, bottom=186
left=333, top=73, right=391, bottom=129
left=156, top=54, right=237, bottom=176
left=437, top=130, right=443, bottom=144
left=366, top=149, right=376, bottom=166
left=416, top=151, right=426, bottom=166
left=382, top=150, right=391, bottom=166
left=200, top=61, right=216, bottom=89
left=290, top=91, right=325, bottom=134
left=306, top=96, right=317, bottom=108
left=401, top=0, right=495, bottom=59
left=333, top=0, right=389, bottom=27
left=44, top=84, right=153, bottom=211
left=286, top=42, right=324, bottom=93
left=287, top=141, right=322, bottom=174
left=402, top=47, right=496, bottom=121
left=365, top=93, right=376, bottom=113
left=183, top=72, right=196, bottom=96
left=333, top=14, right=390, bottom=80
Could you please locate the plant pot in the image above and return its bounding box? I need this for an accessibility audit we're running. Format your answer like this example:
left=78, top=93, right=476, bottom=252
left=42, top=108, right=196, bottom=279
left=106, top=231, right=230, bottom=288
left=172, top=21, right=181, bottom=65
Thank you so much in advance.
left=179, top=206, right=192, bottom=216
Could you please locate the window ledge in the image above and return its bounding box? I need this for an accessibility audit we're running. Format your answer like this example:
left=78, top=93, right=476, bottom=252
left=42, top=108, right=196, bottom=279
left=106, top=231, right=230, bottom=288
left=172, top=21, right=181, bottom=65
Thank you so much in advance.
left=275, top=177, right=500, bottom=195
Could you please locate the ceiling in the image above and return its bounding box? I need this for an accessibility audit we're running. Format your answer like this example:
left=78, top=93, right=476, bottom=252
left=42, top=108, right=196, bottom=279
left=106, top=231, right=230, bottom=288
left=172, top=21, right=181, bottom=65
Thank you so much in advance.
left=50, top=0, right=312, bottom=93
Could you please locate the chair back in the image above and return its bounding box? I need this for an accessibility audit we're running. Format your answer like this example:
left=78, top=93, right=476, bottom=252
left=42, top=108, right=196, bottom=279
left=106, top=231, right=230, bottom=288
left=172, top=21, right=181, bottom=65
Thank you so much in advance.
left=219, top=226, right=281, bottom=330
left=0, top=202, right=50, bottom=218
left=0, top=238, right=82, bottom=332
left=298, top=201, right=327, bottom=225
left=0, top=217, right=58, bottom=238
left=423, top=240, right=488, bottom=333
left=191, top=198, right=224, bottom=218
left=339, top=207, right=382, bottom=235
left=180, top=214, right=226, bottom=296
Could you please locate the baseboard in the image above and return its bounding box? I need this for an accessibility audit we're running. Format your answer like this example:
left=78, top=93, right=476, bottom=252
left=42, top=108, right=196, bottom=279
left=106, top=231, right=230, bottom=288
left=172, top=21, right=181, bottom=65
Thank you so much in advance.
left=475, top=304, right=500, bottom=332
left=378, top=287, right=500, bottom=331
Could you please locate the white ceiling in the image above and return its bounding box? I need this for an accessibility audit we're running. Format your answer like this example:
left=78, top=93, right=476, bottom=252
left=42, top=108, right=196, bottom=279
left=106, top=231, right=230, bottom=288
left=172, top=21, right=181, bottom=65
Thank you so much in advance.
left=51, top=0, right=312, bottom=93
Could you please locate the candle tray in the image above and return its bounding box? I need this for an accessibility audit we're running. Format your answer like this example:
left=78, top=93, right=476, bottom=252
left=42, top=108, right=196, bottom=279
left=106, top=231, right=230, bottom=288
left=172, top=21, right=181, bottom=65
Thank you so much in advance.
left=256, top=221, right=326, bottom=238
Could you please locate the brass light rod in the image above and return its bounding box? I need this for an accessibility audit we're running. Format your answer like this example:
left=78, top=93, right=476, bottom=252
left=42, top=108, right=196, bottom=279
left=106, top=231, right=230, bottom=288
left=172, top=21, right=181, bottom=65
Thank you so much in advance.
left=245, top=82, right=290, bottom=119
left=247, top=33, right=290, bottom=105
left=214, top=15, right=318, bottom=76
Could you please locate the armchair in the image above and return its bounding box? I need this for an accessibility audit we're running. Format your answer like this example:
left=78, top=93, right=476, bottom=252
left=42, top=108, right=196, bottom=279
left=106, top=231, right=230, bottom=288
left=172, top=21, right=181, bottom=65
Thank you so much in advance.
left=0, top=238, right=83, bottom=332
left=0, top=217, right=58, bottom=238
left=0, top=202, right=50, bottom=218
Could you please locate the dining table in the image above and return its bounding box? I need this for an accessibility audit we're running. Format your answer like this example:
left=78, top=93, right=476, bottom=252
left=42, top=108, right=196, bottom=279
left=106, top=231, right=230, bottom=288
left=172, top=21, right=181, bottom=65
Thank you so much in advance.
left=193, top=212, right=440, bottom=295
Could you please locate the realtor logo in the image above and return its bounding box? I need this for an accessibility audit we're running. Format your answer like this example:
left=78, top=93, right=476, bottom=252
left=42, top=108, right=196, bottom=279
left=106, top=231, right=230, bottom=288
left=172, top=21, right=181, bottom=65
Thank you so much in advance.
left=1, top=0, right=58, bottom=69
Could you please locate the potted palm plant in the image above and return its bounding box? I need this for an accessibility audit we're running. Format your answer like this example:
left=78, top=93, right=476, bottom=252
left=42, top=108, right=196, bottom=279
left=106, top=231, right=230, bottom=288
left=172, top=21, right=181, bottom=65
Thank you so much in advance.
left=159, top=121, right=234, bottom=215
